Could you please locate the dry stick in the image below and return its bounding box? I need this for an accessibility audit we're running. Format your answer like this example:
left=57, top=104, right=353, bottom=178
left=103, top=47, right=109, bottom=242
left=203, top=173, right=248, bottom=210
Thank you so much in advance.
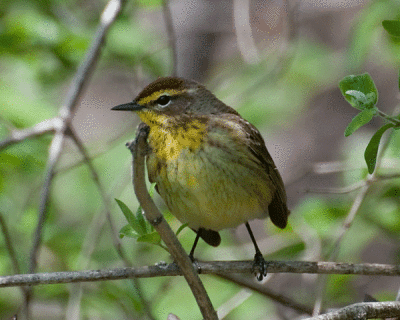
left=304, top=301, right=400, bottom=320
left=1, top=261, right=400, bottom=288
left=26, top=0, right=127, bottom=315
left=129, top=127, right=218, bottom=320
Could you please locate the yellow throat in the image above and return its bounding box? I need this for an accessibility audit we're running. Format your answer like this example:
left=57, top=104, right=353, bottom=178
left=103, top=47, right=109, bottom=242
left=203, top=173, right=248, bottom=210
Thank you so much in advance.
left=136, top=109, right=207, bottom=162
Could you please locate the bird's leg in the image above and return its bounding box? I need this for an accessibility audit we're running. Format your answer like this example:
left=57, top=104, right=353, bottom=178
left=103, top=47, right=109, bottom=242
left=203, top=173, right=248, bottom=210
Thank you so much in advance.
left=245, top=222, right=267, bottom=281
left=189, top=229, right=202, bottom=273
left=189, top=231, right=201, bottom=261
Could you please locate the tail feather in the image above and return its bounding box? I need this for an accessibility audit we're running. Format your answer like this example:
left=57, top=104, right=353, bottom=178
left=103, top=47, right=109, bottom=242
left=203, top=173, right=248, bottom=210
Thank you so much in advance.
left=268, top=191, right=290, bottom=229
left=195, top=228, right=221, bottom=247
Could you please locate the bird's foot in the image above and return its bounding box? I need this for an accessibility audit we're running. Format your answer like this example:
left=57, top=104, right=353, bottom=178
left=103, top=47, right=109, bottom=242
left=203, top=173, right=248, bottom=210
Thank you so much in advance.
left=252, top=251, right=268, bottom=281
left=188, top=254, right=202, bottom=274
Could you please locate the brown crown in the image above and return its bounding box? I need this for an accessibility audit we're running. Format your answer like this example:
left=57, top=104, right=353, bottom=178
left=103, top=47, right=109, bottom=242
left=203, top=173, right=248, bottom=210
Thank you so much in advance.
left=135, top=77, right=195, bottom=101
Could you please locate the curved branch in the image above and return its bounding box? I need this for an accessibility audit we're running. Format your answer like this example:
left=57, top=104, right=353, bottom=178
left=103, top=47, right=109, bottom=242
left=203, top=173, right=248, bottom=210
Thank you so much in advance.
left=128, top=126, right=218, bottom=320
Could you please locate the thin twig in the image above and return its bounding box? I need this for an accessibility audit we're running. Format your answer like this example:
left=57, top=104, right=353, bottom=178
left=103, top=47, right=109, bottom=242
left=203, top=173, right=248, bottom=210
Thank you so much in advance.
left=1, top=261, right=400, bottom=288
left=0, top=118, right=57, bottom=151
left=129, top=126, right=218, bottom=320
left=378, top=110, right=400, bottom=126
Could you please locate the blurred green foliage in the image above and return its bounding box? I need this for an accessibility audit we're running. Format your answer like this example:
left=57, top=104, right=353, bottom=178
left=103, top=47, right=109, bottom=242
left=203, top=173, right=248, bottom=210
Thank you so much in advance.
left=1, top=0, right=400, bottom=319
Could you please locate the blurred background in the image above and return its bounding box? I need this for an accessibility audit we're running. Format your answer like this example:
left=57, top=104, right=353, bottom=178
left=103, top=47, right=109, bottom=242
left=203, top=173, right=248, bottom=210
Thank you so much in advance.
left=1, top=0, right=400, bottom=319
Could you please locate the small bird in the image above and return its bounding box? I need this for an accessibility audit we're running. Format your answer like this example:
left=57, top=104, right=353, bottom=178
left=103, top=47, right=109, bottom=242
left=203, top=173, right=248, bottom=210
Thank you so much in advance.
left=112, top=77, right=290, bottom=280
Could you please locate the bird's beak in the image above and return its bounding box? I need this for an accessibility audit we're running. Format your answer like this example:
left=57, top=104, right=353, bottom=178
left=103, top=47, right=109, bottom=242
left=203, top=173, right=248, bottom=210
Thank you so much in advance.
left=111, top=101, right=145, bottom=111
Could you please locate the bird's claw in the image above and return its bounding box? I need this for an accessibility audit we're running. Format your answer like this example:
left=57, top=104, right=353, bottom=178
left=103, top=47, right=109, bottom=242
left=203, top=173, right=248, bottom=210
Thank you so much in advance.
left=189, top=254, right=202, bottom=274
left=253, top=252, right=268, bottom=281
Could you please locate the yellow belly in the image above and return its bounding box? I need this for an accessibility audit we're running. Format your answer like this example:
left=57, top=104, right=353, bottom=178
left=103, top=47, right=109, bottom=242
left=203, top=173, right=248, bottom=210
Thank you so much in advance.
left=146, top=136, right=275, bottom=231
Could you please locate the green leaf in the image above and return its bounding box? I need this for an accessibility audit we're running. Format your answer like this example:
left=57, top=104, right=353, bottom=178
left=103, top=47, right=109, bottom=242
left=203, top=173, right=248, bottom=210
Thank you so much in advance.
left=137, top=232, right=161, bottom=245
left=382, top=20, right=400, bottom=37
left=134, top=205, right=148, bottom=235
left=344, top=90, right=368, bottom=105
left=149, top=183, right=157, bottom=197
left=344, top=108, right=377, bottom=137
left=176, top=223, right=188, bottom=236
left=364, top=123, right=395, bottom=174
left=119, top=225, right=140, bottom=239
left=115, top=199, right=146, bottom=235
left=339, top=73, right=378, bottom=109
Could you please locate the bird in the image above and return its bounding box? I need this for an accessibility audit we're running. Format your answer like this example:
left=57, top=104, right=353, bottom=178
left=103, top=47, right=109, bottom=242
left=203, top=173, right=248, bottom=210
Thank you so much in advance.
left=112, top=77, right=290, bottom=280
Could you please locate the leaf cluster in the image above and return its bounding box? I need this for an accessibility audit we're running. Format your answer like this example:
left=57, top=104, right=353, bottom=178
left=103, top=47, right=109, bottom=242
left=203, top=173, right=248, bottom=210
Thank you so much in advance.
left=116, top=184, right=188, bottom=253
left=340, top=20, right=400, bottom=175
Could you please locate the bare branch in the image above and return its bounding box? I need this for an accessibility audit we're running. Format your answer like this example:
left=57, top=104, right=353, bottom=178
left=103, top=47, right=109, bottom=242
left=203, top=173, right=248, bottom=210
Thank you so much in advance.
left=378, top=109, right=400, bottom=126
left=0, top=118, right=57, bottom=151
left=129, top=126, right=218, bottom=320
left=304, top=301, right=400, bottom=320
left=0, top=260, right=400, bottom=288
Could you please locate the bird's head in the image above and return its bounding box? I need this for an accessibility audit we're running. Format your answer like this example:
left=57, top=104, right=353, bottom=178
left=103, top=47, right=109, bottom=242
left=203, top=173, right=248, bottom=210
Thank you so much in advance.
left=111, top=77, right=237, bottom=126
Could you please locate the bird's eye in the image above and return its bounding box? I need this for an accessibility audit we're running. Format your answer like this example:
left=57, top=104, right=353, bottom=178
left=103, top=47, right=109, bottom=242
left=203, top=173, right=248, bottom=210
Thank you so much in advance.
left=156, top=95, right=171, bottom=107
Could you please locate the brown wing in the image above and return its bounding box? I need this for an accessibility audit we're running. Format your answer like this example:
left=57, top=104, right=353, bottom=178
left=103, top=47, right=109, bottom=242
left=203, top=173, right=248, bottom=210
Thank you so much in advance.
left=241, top=118, right=290, bottom=229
